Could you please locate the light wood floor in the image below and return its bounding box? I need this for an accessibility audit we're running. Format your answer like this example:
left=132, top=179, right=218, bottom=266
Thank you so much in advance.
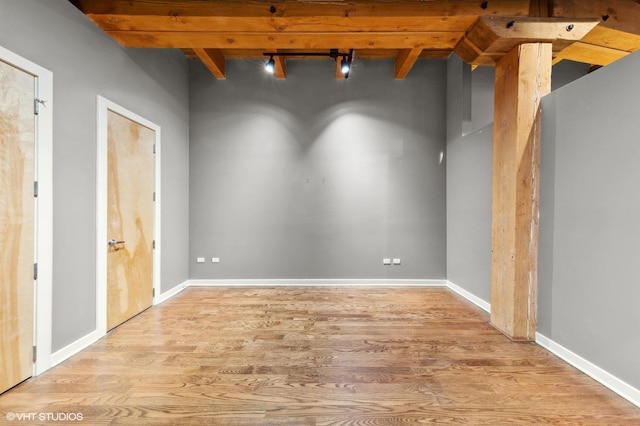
left=1, top=287, right=639, bottom=425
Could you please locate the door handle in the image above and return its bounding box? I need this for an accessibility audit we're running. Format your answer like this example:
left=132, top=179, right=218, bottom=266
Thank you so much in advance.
left=108, top=239, right=126, bottom=247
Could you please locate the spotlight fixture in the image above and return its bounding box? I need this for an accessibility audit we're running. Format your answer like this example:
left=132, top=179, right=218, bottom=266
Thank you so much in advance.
left=263, top=49, right=354, bottom=78
left=265, top=56, right=275, bottom=74
left=341, top=56, right=351, bottom=76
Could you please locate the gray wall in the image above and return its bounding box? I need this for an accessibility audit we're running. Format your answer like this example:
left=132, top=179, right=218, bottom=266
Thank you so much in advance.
left=0, top=0, right=190, bottom=351
left=446, top=56, right=493, bottom=302
left=190, top=59, right=447, bottom=279
left=539, top=51, right=640, bottom=389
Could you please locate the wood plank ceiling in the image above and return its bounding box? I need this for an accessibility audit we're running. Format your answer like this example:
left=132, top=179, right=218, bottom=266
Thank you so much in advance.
left=69, top=0, right=640, bottom=79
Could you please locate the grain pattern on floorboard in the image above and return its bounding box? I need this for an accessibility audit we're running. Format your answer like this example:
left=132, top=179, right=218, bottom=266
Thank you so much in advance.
left=0, top=287, right=638, bottom=425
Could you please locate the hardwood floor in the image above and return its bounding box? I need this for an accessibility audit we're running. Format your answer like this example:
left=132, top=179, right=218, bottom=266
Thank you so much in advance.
left=1, top=287, right=639, bottom=425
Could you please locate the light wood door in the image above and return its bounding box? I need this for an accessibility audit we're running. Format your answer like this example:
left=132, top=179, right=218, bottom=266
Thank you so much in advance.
left=106, top=110, right=155, bottom=331
left=0, top=60, right=35, bottom=393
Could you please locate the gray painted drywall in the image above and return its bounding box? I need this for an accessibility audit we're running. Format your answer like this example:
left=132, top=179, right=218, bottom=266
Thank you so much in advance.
left=0, top=0, right=190, bottom=351
left=190, top=59, right=447, bottom=279
left=469, top=66, right=495, bottom=133
left=446, top=56, right=493, bottom=302
left=539, top=50, right=640, bottom=389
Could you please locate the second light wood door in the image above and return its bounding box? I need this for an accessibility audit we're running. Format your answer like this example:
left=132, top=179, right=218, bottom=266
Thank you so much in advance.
left=106, top=110, right=155, bottom=331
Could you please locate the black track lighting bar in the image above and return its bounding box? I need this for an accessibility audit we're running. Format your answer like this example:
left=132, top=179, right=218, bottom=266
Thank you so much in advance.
left=262, top=49, right=353, bottom=60
left=263, top=49, right=354, bottom=77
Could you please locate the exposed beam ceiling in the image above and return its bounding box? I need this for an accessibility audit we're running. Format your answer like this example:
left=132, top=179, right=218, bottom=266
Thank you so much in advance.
left=69, top=0, right=640, bottom=79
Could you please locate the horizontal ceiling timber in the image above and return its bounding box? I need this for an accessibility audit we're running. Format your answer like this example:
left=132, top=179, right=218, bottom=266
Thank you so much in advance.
left=71, top=0, right=640, bottom=69
left=193, top=48, right=226, bottom=79
left=581, top=26, right=640, bottom=53
left=86, top=15, right=478, bottom=33
left=468, top=17, right=598, bottom=52
left=451, top=16, right=599, bottom=65
left=550, top=0, right=640, bottom=36
left=553, top=41, right=630, bottom=66
left=71, top=0, right=531, bottom=18
left=106, top=31, right=464, bottom=50
left=454, top=36, right=488, bottom=64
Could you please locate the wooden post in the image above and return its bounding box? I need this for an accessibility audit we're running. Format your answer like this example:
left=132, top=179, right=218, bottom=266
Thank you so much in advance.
left=491, top=43, right=551, bottom=341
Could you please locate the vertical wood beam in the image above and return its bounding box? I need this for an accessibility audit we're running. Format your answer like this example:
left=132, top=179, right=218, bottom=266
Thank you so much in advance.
left=491, top=42, right=551, bottom=341
left=193, top=48, right=226, bottom=79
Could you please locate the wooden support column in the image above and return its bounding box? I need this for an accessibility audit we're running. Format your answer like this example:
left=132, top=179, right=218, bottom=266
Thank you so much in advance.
left=491, top=42, right=551, bottom=341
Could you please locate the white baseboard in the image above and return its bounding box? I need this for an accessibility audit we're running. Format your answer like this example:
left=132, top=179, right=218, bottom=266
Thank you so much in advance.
left=48, top=280, right=189, bottom=370
left=445, top=281, right=640, bottom=408
left=536, top=333, right=640, bottom=408
left=186, top=279, right=447, bottom=287
left=155, top=281, right=188, bottom=305
left=50, top=329, right=102, bottom=368
left=446, top=280, right=491, bottom=313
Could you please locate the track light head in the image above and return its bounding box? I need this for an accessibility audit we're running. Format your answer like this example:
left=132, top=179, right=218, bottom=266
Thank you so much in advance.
left=341, top=57, right=351, bottom=74
left=265, top=56, right=275, bottom=74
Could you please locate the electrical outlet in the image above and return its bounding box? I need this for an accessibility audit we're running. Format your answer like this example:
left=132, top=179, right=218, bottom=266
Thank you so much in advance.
left=383, top=258, right=392, bottom=265
left=393, top=258, right=401, bottom=265
left=196, top=257, right=205, bottom=263
left=211, top=257, right=220, bottom=263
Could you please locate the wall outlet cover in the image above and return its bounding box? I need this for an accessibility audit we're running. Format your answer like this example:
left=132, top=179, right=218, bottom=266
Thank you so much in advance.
left=212, top=257, right=220, bottom=263
left=383, top=258, right=392, bottom=265
left=393, top=258, right=401, bottom=265
left=196, top=257, right=205, bottom=263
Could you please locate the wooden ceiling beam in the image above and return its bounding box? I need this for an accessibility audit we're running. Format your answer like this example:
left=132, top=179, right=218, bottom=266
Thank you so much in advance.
left=582, top=26, right=640, bottom=52
left=69, top=0, right=640, bottom=72
left=70, top=0, right=531, bottom=19
left=550, top=0, right=640, bottom=36
left=193, top=48, right=226, bottom=79
left=274, top=55, right=286, bottom=80
left=105, top=31, right=464, bottom=50
left=552, top=41, right=630, bottom=66
left=395, top=48, right=423, bottom=79
left=84, top=15, right=479, bottom=33
left=456, top=16, right=598, bottom=65
left=468, top=17, right=599, bottom=52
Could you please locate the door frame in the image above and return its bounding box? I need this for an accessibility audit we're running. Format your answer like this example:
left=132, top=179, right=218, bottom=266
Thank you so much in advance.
left=96, top=96, right=161, bottom=336
left=0, top=45, right=53, bottom=376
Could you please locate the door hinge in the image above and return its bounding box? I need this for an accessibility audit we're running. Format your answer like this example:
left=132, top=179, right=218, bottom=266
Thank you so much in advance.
left=33, top=263, right=38, bottom=280
left=34, top=181, right=39, bottom=198
left=152, top=240, right=156, bottom=250
left=153, top=143, right=156, bottom=154
left=33, top=346, right=37, bottom=363
left=152, top=288, right=156, bottom=297
left=34, top=98, right=46, bottom=115
left=153, top=192, right=156, bottom=202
